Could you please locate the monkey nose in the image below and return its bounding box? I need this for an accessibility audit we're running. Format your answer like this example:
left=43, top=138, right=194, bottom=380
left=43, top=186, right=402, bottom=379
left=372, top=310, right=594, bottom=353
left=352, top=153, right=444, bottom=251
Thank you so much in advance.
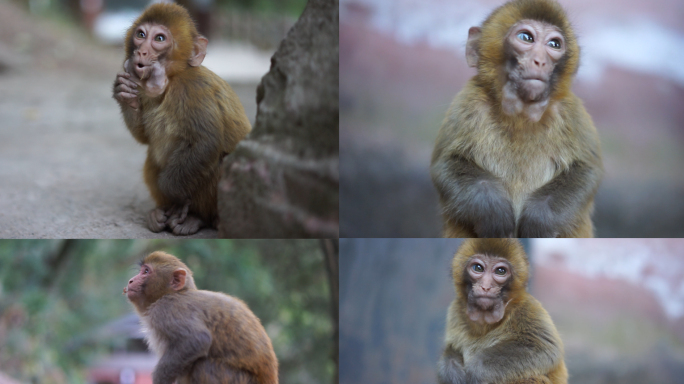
left=128, top=278, right=134, bottom=284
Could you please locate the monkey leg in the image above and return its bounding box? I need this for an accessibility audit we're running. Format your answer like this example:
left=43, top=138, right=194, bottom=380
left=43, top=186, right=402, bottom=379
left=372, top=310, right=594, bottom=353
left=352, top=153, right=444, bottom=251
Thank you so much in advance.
left=181, top=359, right=257, bottom=384
left=147, top=208, right=168, bottom=233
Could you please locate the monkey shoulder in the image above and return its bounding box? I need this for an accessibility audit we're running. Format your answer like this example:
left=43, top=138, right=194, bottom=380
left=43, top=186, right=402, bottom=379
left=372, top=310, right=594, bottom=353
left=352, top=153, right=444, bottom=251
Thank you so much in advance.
left=500, top=296, right=563, bottom=352
left=552, top=94, right=602, bottom=158
left=433, top=85, right=493, bottom=163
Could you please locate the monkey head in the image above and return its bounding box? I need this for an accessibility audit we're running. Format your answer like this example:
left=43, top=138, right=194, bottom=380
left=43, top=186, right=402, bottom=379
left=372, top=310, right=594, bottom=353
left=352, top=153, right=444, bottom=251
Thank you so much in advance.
left=124, top=251, right=197, bottom=313
left=452, top=239, right=529, bottom=325
left=123, top=3, right=208, bottom=97
left=467, top=0, right=579, bottom=122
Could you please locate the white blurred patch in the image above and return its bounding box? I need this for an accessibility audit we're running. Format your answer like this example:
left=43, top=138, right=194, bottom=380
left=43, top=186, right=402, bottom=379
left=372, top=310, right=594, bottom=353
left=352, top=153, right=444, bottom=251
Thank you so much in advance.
left=93, top=10, right=141, bottom=45
left=342, top=0, right=684, bottom=87
left=203, top=42, right=273, bottom=83
left=534, top=239, right=684, bottom=320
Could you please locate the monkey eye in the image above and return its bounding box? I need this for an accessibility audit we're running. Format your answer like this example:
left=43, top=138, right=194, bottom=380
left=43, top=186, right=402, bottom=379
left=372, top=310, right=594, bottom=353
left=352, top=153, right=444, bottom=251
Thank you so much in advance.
left=136, top=31, right=145, bottom=39
left=547, top=39, right=561, bottom=49
left=472, top=264, right=484, bottom=273
left=155, top=34, right=166, bottom=42
left=517, top=31, right=533, bottom=43
left=495, top=267, right=507, bottom=275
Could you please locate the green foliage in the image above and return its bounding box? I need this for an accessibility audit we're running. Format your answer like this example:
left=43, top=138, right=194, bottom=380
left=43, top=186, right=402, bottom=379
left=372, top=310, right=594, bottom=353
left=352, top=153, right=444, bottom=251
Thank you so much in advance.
left=0, top=240, right=333, bottom=384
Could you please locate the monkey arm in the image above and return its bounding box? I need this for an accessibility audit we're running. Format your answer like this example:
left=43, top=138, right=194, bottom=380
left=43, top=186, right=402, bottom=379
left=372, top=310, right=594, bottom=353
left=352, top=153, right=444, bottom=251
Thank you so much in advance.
left=120, top=106, right=147, bottom=144
left=518, top=160, right=602, bottom=237
left=151, top=315, right=212, bottom=384
left=466, top=333, right=562, bottom=384
left=431, top=155, right=516, bottom=237
left=438, top=345, right=468, bottom=384
left=113, top=72, right=147, bottom=144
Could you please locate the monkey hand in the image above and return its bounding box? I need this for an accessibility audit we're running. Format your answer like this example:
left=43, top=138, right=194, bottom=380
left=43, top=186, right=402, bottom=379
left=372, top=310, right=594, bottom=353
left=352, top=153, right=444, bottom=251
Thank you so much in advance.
left=467, top=180, right=516, bottom=238
left=517, top=196, right=562, bottom=238
left=147, top=208, right=168, bottom=233
left=114, top=72, right=140, bottom=110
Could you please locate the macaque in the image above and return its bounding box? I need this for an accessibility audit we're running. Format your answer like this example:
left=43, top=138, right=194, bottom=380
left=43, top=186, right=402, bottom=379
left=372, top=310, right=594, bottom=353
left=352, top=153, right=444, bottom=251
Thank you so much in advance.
left=113, top=3, right=251, bottom=235
left=438, top=239, right=567, bottom=384
left=124, top=251, right=278, bottom=384
left=430, top=0, right=603, bottom=238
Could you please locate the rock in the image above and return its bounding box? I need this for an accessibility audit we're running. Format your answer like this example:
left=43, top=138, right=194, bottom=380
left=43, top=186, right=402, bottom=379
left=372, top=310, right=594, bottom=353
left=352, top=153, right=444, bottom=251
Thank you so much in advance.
left=218, top=0, right=339, bottom=238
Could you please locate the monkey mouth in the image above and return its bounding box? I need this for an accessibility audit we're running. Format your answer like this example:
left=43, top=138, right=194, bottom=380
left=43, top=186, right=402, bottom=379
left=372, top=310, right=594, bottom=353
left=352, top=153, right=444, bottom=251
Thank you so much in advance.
left=522, top=77, right=546, bottom=84
left=133, top=61, right=154, bottom=81
left=473, top=296, right=499, bottom=309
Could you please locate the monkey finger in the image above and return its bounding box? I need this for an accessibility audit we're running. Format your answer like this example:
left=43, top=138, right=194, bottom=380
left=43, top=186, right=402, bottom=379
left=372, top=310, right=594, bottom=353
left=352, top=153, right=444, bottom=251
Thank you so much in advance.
left=177, top=201, right=190, bottom=223
left=170, top=216, right=203, bottom=236
left=121, top=77, right=139, bottom=89
left=117, top=92, right=138, bottom=100
left=115, top=84, right=138, bottom=95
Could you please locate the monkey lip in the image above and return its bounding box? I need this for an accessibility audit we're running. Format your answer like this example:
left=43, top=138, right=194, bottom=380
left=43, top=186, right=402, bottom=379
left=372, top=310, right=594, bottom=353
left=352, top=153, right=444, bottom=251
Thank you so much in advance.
left=522, top=78, right=547, bottom=84
left=132, top=61, right=155, bottom=80
left=473, top=295, right=499, bottom=308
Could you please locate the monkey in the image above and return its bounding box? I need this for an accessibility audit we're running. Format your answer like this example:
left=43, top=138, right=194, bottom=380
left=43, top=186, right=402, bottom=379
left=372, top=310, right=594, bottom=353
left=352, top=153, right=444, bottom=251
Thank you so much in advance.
left=430, top=0, right=603, bottom=238
left=113, top=3, right=251, bottom=236
left=437, top=239, right=567, bottom=384
left=124, top=251, right=278, bottom=384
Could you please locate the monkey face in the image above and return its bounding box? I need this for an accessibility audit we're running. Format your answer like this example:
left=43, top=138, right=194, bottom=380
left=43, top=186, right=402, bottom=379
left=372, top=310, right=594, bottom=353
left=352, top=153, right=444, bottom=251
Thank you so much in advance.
left=125, top=263, right=152, bottom=306
left=504, top=19, right=566, bottom=102
left=129, top=23, right=173, bottom=81
left=465, top=255, right=512, bottom=324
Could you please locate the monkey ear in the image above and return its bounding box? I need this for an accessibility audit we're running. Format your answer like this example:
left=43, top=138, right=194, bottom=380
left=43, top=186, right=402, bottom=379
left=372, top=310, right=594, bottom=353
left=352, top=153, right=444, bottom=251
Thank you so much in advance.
left=189, top=36, right=208, bottom=67
left=171, top=268, right=187, bottom=291
left=466, top=27, right=481, bottom=68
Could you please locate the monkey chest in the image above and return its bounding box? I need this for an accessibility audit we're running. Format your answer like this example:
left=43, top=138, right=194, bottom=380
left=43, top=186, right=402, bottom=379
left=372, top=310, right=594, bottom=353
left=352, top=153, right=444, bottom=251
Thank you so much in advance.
left=473, top=136, right=559, bottom=213
left=142, top=110, right=182, bottom=165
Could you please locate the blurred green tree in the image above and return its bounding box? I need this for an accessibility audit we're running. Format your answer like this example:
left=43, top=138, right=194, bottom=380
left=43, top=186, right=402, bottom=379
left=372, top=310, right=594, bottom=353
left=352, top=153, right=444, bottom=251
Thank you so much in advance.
left=0, top=239, right=335, bottom=384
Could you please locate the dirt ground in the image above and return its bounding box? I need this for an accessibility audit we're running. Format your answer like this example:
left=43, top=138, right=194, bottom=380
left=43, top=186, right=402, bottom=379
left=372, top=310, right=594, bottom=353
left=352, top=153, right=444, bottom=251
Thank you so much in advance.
left=0, top=3, right=263, bottom=238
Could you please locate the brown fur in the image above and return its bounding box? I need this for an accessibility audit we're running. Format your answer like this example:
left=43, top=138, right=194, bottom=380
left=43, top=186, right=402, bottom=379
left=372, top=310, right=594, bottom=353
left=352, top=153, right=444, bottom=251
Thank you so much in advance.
left=430, top=0, right=602, bottom=238
left=126, top=251, right=278, bottom=384
left=438, top=239, right=568, bottom=384
left=115, top=3, right=251, bottom=234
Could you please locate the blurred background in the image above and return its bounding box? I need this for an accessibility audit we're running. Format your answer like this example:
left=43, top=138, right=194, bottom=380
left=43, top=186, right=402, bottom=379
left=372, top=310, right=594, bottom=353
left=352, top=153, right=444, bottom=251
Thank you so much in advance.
left=0, top=239, right=338, bottom=384
left=340, top=0, right=684, bottom=237
left=0, top=0, right=306, bottom=238
left=340, top=238, right=684, bottom=384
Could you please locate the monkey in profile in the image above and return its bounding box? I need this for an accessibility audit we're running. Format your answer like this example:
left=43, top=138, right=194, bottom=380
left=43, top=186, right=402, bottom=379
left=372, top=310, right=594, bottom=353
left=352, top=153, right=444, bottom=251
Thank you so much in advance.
left=430, top=0, right=603, bottom=238
left=438, top=239, right=567, bottom=384
left=124, top=251, right=278, bottom=384
left=113, top=3, right=251, bottom=235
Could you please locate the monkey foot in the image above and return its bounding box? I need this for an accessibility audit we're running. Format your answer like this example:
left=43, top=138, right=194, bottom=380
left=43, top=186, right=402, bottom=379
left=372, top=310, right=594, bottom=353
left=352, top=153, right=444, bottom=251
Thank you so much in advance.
left=168, top=214, right=205, bottom=236
left=147, top=208, right=168, bottom=233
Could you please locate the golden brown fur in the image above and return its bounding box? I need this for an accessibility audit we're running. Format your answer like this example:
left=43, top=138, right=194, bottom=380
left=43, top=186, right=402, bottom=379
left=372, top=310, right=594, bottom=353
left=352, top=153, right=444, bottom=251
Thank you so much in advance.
left=438, top=239, right=568, bottom=384
left=115, top=3, right=251, bottom=234
left=430, top=0, right=602, bottom=238
left=126, top=251, right=278, bottom=384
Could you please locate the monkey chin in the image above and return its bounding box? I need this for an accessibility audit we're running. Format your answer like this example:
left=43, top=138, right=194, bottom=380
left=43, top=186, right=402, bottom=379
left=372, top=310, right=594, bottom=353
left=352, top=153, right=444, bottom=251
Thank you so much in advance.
left=467, top=298, right=507, bottom=324
left=520, top=79, right=547, bottom=101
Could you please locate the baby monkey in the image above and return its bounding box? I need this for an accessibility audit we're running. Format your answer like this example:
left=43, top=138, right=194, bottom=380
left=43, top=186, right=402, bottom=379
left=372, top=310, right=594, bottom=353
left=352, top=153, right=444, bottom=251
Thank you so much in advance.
left=113, top=3, right=251, bottom=235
